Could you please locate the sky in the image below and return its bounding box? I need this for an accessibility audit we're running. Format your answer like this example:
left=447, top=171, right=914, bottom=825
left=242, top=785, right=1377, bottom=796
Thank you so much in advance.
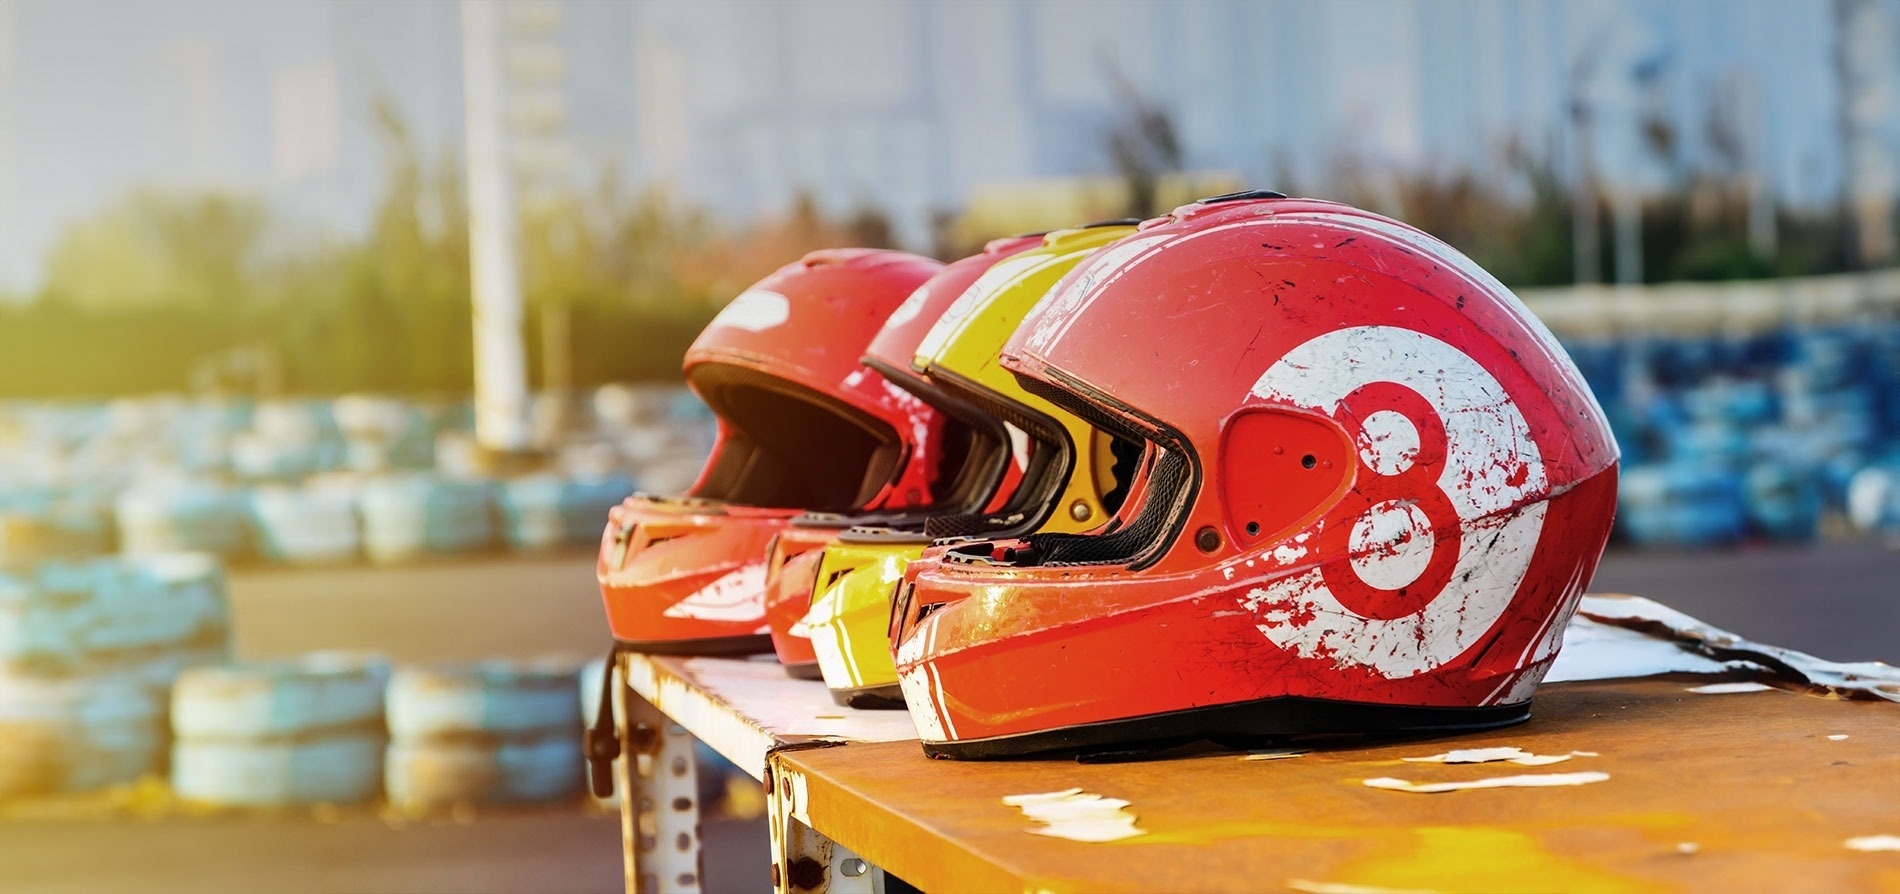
left=0, top=0, right=1889, bottom=292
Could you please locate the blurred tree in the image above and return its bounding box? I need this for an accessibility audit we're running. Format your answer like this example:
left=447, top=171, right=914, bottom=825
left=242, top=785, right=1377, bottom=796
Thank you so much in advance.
left=1103, top=62, right=1183, bottom=220
left=39, top=190, right=279, bottom=312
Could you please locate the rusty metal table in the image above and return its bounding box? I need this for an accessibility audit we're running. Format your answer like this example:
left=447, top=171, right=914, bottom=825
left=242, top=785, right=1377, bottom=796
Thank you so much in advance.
left=611, top=605, right=1900, bottom=894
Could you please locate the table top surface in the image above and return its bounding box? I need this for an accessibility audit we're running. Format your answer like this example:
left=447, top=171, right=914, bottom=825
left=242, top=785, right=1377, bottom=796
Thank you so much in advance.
left=617, top=596, right=1900, bottom=892
left=778, top=677, right=1900, bottom=893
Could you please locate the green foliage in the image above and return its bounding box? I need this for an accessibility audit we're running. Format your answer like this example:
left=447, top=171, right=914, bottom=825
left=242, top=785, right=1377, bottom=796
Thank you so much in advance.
left=0, top=110, right=880, bottom=399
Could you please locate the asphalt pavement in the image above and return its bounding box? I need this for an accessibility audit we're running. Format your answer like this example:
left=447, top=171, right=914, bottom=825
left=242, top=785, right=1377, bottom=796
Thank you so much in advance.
left=3, top=541, right=1894, bottom=893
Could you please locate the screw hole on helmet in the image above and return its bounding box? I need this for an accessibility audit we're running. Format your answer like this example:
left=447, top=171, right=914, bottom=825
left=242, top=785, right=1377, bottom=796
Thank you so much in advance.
left=1245, top=521, right=1261, bottom=536
left=1301, top=454, right=1317, bottom=469
left=1195, top=526, right=1222, bottom=553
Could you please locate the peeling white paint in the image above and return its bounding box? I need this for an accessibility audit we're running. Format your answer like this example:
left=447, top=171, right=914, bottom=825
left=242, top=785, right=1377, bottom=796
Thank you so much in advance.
left=895, top=616, right=950, bottom=742
left=662, top=563, right=767, bottom=621
left=1401, top=747, right=1595, bottom=766
left=1362, top=771, right=1610, bottom=794
left=1579, top=594, right=1900, bottom=703
left=1546, top=615, right=1737, bottom=682
left=1846, top=835, right=1900, bottom=852
left=1686, top=682, right=1775, bottom=694
left=1287, top=880, right=1441, bottom=894
left=1002, top=788, right=1147, bottom=842
left=1828, top=734, right=1850, bottom=741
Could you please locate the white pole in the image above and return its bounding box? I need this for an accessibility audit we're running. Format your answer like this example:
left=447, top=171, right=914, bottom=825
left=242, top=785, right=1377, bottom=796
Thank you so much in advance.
left=461, top=0, right=530, bottom=452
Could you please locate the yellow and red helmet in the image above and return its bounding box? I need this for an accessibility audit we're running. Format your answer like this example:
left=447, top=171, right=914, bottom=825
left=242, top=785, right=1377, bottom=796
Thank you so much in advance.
left=598, top=249, right=945, bottom=654
left=760, top=235, right=1047, bottom=671
left=802, top=222, right=1147, bottom=707
left=891, top=192, right=1620, bottom=757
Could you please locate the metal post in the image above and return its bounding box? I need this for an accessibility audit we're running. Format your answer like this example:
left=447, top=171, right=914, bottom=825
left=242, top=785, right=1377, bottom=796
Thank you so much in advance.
left=461, top=0, right=531, bottom=452
left=766, top=757, right=875, bottom=894
left=617, top=658, right=705, bottom=894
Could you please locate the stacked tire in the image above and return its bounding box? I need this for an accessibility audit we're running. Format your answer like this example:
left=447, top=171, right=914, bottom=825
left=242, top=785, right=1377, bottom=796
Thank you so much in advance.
left=497, top=474, right=634, bottom=551
left=0, top=555, right=229, bottom=798
left=250, top=484, right=361, bottom=565
left=171, top=654, right=389, bottom=807
left=358, top=476, right=496, bottom=563
left=115, top=483, right=249, bottom=559
left=385, top=661, right=581, bottom=810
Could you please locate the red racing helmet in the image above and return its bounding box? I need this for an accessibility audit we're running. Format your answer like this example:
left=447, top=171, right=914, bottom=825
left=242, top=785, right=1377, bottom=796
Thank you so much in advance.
left=891, top=192, right=1620, bottom=758
left=599, top=249, right=945, bottom=654
left=760, top=236, right=1048, bottom=670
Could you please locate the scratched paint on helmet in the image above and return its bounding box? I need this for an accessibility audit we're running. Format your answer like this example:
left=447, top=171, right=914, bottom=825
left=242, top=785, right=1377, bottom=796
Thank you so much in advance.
left=1022, top=233, right=1173, bottom=357
left=884, top=282, right=934, bottom=330
left=913, top=252, right=1049, bottom=363
left=1242, top=325, right=1548, bottom=679
left=895, top=615, right=951, bottom=741
left=1270, top=211, right=1612, bottom=431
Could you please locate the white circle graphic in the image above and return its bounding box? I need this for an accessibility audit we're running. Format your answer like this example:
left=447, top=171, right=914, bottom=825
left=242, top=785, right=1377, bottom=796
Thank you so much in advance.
left=1239, top=325, right=1549, bottom=679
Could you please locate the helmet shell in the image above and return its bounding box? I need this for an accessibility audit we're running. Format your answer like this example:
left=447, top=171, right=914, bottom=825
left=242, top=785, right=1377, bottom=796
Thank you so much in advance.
left=893, top=196, right=1620, bottom=755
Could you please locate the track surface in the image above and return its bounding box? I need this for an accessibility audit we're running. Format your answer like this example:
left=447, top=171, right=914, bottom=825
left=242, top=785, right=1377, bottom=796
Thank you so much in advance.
left=3, top=543, right=1893, bottom=893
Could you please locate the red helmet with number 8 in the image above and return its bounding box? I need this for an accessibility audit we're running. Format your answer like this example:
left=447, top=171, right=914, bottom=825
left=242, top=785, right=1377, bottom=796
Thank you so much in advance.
left=890, top=192, right=1620, bottom=758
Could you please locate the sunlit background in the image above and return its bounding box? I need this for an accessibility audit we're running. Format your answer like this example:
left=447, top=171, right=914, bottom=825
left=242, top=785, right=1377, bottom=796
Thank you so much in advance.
left=2, top=2, right=1899, bottom=892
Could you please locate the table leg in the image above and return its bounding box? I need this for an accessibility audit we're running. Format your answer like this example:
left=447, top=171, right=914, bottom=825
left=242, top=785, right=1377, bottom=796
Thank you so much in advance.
left=617, top=664, right=705, bottom=894
left=766, top=755, right=875, bottom=894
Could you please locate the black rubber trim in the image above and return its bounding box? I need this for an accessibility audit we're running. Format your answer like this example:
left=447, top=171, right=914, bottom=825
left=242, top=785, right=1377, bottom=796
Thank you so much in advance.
left=582, top=645, right=622, bottom=798
left=1196, top=188, right=1289, bottom=204
left=920, top=366, right=1076, bottom=540
left=837, top=525, right=933, bottom=545
left=829, top=683, right=907, bottom=710
left=615, top=634, right=772, bottom=657
left=781, top=661, right=823, bottom=681
left=1017, top=367, right=1201, bottom=572
left=922, top=694, right=1531, bottom=760
left=864, top=355, right=1014, bottom=520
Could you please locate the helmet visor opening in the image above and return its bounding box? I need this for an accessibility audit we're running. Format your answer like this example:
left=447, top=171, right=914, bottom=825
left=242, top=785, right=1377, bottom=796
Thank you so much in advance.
left=862, top=357, right=1011, bottom=525
left=1008, top=373, right=1199, bottom=570
left=687, top=362, right=902, bottom=511
left=916, top=369, right=1075, bottom=540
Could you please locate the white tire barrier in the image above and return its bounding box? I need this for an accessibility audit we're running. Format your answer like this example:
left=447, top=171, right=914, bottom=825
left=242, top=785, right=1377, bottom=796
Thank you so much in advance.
left=384, top=661, right=581, bottom=808
left=385, top=732, right=580, bottom=807
left=358, top=476, right=496, bottom=563
left=1, top=555, right=229, bottom=679
left=250, top=486, right=361, bottom=565
left=170, top=654, right=389, bottom=807
left=497, top=476, right=566, bottom=552
left=115, top=485, right=249, bottom=559
left=172, top=733, right=384, bottom=807
left=0, top=674, right=163, bottom=798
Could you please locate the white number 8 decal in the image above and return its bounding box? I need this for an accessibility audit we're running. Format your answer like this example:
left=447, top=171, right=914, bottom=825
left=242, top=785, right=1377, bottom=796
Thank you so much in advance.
left=1242, top=326, right=1550, bottom=679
